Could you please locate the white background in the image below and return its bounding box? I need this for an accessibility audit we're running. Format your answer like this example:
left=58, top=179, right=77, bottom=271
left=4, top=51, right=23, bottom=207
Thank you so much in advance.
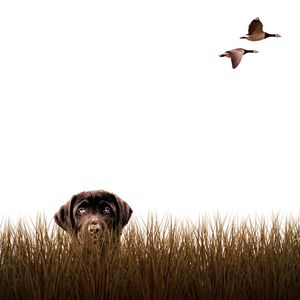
left=0, top=0, right=299, bottom=224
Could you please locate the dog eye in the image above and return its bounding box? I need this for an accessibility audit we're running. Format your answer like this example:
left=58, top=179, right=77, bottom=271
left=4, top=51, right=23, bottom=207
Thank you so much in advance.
left=77, top=207, right=86, bottom=215
left=103, top=206, right=112, bottom=215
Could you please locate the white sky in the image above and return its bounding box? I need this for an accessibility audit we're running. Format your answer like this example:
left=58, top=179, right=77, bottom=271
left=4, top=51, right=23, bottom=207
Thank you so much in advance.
left=0, top=0, right=299, bottom=224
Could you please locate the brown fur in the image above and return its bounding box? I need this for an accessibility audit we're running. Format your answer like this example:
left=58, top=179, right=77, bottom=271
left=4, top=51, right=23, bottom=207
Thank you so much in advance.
left=54, top=190, right=133, bottom=243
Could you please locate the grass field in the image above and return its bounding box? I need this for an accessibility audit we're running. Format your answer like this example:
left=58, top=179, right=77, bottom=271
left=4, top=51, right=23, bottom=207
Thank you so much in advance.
left=0, top=215, right=299, bottom=300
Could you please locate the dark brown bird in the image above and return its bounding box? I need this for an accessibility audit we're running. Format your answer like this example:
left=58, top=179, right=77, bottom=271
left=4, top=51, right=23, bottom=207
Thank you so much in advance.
left=240, top=18, right=281, bottom=41
left=219, top=48, right=258, bottom=69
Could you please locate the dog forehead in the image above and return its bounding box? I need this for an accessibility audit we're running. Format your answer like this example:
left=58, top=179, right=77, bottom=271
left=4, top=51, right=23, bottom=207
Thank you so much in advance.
left=74, top=190, right=117, bottom=207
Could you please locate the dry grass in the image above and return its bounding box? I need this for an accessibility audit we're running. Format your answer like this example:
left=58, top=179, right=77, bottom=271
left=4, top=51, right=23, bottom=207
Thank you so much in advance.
left=0, top=215, right=299, bottom=300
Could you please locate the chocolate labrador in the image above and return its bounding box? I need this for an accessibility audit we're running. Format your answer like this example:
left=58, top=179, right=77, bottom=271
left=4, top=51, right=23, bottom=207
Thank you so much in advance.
left=54, top=190, right=133, bottom=244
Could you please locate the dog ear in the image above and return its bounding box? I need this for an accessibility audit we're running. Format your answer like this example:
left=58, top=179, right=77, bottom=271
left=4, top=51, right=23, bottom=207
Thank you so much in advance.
left=54, top=195, right=76, bottom=232
left=115, top=196, right=133, bottom=227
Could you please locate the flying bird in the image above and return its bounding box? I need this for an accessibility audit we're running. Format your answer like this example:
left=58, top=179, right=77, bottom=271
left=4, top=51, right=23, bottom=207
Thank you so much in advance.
left=240, top=18, right=281, bottom=41
left=219, top=48, right=258, bottom=69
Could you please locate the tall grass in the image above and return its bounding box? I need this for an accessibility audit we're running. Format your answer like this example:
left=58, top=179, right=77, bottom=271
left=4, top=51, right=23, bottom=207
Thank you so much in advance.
left=0, top=215, right=299, bottom=299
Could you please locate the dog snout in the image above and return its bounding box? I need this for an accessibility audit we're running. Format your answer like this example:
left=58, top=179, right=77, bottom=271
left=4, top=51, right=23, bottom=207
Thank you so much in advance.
left=87, top=218, right=107, bottom=232
left=88, top=223, right=102, bottom=234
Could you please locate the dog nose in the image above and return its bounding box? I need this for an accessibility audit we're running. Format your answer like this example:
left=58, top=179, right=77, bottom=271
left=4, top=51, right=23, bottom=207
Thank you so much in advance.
left=88, top=223, right=101, bottom=234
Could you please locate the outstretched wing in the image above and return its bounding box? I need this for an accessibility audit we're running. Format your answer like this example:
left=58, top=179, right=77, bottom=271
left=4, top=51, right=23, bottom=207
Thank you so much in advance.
left=248, top=18, right=263, bottom=34
left=229, top=49, right=244, bottom=69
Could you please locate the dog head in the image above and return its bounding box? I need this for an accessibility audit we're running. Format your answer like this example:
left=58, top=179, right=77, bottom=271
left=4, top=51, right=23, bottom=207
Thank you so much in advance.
left=54, top=190, right=133, bottom=243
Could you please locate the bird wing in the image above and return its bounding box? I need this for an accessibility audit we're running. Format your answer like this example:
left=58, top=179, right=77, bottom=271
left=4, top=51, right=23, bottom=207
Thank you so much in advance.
left=248, top=18, right=263, bottom=34
left=229, top=49, right=244, bottom=69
